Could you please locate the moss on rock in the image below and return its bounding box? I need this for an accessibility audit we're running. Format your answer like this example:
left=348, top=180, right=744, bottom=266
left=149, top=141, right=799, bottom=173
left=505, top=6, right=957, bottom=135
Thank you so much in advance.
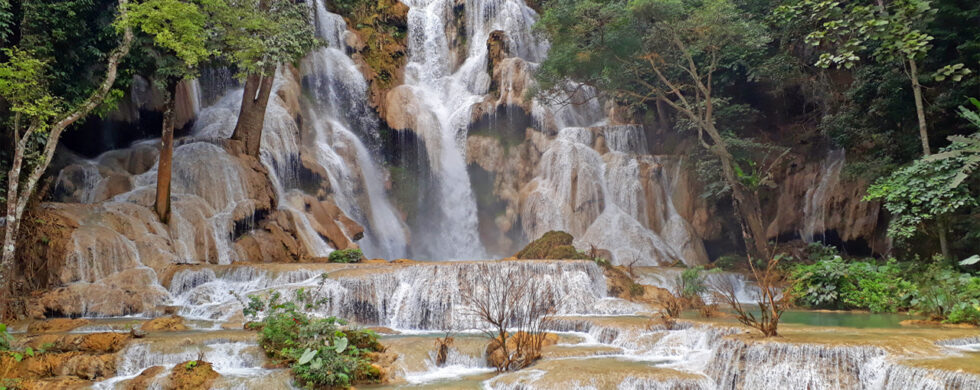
left=167, top=360, right=218, bottom=390
left=515, top=231, right=591, bottom=260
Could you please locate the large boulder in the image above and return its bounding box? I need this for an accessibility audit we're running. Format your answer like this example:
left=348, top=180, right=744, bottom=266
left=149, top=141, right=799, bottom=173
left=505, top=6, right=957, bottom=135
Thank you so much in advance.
left=515, top=231, right=590, bottom=260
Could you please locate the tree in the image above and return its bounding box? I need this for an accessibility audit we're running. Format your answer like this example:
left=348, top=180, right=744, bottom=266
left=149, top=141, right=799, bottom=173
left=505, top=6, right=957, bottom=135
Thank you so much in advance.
left=775, top=0, right=972, bottom=156
left=119, top=0, right=212, bottom=223
left=536, top=0, right=776, bottom=259
left=0, top=0, right=134, bottom=300
left=865, top=100, right=980, bottom=259
left=711, top=251, right=788, bottom=337
left=461, top=264, right=557, bottom=372
left=219, top=0, right=319, bottom=158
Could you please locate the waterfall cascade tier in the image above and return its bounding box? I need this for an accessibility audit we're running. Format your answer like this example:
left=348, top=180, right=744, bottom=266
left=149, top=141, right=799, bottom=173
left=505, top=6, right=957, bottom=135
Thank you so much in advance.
left=47, top=260, right=977, bottom=389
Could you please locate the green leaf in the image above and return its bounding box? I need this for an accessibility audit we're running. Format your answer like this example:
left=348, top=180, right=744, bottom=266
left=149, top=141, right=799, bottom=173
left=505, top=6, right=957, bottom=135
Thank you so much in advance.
left=298, top=348, right=317, bottom=365
left=960, top=255, right=980, bottom=266
left=25, top=347, right=34, bottom=357
left=333, top=336, right=348, bottom=354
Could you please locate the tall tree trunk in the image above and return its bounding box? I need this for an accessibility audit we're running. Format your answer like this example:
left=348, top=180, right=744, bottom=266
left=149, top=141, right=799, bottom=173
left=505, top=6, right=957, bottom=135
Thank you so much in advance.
left=937, top=218, right=950, bottom=260
left=154, top=85, right=178, bottom=224
left=909, top=58, right=930, bottom=156
left=699, top=121, right=769, bottom=260
left=718, top=155, right=769, bottom=260
left=230, top=64, right=276, bottom=157
left=1, top=0, right=133, bottom=312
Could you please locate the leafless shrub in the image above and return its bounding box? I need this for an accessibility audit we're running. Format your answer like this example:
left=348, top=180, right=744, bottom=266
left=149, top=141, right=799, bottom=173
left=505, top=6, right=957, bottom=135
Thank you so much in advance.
left=433, top=333, right=454, bottom=366
left=626, top=254, right=641, bottom=279
left=711, top=250, right=788, bottom=337
left=461, top=264, right=559, bottom=372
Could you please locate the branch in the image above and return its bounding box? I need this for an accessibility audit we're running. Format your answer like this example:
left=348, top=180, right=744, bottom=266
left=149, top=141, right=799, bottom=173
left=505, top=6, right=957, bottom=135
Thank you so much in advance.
left=15, top=0, right=134, bottom=216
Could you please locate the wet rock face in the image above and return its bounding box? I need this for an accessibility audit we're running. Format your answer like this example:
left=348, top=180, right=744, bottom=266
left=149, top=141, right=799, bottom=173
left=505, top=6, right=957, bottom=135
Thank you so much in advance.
left=765, top=153, right=886, bottom=254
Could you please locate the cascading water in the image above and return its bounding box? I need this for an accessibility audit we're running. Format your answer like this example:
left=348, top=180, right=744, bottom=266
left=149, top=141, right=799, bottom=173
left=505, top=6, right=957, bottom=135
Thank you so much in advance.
left=521, top=126, right=707, bottom=266
left=802, top=148, right=845, bottom=242
left=299, top=0, right=409, bottom=259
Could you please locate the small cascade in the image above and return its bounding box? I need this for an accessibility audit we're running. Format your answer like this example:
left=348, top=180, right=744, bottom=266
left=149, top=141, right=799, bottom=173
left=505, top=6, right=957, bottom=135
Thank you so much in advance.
left=402, top=346, right=492, bottom=384
left=802, top=149, right=845, bottom=242
left=167, top=261, right=636, bottom=330
left=94, top=336, right=283, bottom=390
left=632, top=267, right=761, bottom=304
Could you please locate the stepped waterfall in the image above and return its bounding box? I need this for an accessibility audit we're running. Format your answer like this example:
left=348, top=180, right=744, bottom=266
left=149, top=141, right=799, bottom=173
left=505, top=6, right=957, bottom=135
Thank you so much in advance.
left=10, top=0, right=976, bottom=389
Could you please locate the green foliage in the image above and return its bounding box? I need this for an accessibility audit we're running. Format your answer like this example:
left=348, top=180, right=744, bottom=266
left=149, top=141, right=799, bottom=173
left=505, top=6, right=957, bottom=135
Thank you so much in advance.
left=790, top=256, right=914, bottom=312
left=326, top=0, right=408, bottom=92
left=328, top=248, right=364, bottom=263
left=775, top=0, right=945, bottom=69
left=679, top=266, right=707, bottom=299
left=185, top=360, right=198, bottom=370
left=536, top=0, right=769, bottom=108
left=923, top=98, right=980, bottom=188
left=945, top=303, right=980, bottom=325
left=0, top=323, right=13, bottom=351
left=17, top=0, right=124, bottom=106
left=0, top=48, right=63, bottom=130
left=865, top=142, right=977, bottom=240
left=910, top=263, right=980, bottom=322
left=239, top=276, right=384, bottom=389
left=712, top=254, right=745, bottom=271
left=209, top=0, right=321, bottom=78
left=119, top=0, right=211, bottom=69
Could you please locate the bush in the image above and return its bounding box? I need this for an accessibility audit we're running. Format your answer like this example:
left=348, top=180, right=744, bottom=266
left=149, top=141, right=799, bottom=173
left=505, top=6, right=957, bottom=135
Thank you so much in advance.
left=911, top=264, right=980, bottom=323
left=679, top=266, right=707, bottom=299
left=712, top=254, right=746, bottom=271
left=790, top=257, right=913, bottom=312
left=239, top=276, right=384, bottom=389
left=329, top=248, right=364, bottom=263
left=945, top=303, right=980, bottom=325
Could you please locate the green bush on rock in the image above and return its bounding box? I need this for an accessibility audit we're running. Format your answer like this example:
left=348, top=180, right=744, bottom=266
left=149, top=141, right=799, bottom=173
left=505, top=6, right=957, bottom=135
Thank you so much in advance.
left=329, top=248, right=364, bottom=263
left=515, top=231, right=591, bottom=260
left=238, top=276, right=385, bottom=389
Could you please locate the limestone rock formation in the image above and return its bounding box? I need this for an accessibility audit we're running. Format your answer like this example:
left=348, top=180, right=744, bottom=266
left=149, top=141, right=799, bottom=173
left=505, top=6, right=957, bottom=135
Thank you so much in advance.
left=141, top=315, right=188, bottom=332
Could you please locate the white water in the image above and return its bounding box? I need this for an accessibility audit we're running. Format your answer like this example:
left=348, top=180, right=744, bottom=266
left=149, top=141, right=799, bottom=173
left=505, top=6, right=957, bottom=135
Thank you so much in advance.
left=521, top=127, right=707, bottom=266
left=167, top=261, right=639, bottom=330
left=802, top=149, right=845, bottom=242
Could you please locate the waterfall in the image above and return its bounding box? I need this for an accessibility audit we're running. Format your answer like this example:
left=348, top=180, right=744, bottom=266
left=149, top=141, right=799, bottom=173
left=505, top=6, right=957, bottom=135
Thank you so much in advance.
left=188, top=2, right=412, bottom=259
left=394, top=0, right=490, bottom=260
left=300, top=0, right=409, bottom=259
left=802, top=149, right=845, bottom=242
left=521, top=127, right=706, bottom=266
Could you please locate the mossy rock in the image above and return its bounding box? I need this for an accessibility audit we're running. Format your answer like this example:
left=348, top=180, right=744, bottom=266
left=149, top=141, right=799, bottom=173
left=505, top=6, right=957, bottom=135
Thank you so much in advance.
left=515, top=231, right=591, bottom=260
left=329, top=248, right=364, bottom=263
left=167, top=360, right=218, bottom=390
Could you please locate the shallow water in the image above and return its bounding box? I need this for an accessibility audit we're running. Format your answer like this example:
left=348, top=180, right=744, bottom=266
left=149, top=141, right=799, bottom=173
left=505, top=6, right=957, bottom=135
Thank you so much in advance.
left=682, top=309, right=920, bottom=329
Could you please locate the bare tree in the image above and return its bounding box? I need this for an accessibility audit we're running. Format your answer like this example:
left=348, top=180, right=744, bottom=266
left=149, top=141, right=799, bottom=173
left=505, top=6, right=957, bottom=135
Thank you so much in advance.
left=461, top=264, right=558, bottom=372
left=433, top=333, right=454, bottom=367
left=711, top=249, right=788, bottom=337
